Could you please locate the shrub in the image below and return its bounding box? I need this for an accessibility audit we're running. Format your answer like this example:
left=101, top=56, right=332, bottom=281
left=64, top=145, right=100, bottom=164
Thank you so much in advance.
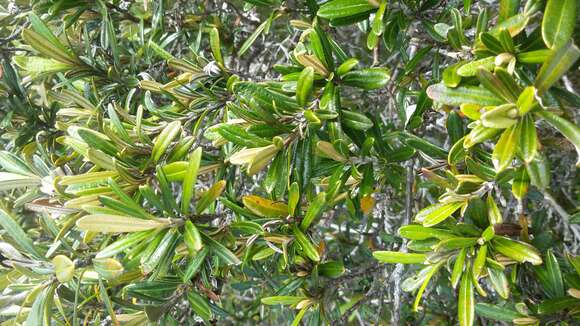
left=0, top=0, right=579, bottom=325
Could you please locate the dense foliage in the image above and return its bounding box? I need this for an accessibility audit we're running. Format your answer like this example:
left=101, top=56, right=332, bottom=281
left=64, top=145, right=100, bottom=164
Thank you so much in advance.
left=0, top=0, right=579, bottom=325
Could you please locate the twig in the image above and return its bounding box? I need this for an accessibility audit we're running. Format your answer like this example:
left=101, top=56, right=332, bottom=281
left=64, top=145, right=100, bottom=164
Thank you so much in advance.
left=391, top=160, right=414, bottom=325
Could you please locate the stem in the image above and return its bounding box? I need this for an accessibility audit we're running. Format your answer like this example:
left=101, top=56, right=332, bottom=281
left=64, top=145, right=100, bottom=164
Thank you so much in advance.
left=391, top=160, right=414, bottom=325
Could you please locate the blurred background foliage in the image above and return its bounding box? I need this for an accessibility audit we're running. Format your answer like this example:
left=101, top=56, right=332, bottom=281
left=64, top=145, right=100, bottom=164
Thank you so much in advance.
left=0, top=0, right=578, bottom=325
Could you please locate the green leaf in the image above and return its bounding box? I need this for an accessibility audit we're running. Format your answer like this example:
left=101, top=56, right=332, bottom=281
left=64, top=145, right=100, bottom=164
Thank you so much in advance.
left=196, top=180, right=226, bottom=214
left=458, top=269, right=475, bottom=326
left=373, top=251, right=426, bottom=264
left=13, top=56, right=73, bottom=76
left=499, top=0, right=520, bottom=22
left=443, top=62, right=463, bottom=87
left=337, top=58, right=359, bottom=76
left=93, top=257, right=124, bottom=280
left=317, top=0, right=375, bottom=20
left=535, top=249, right=564, bottom=298
left=481, top=104, right=519, bottom=129
left=516, top=86, right=537, bottom=116
left=292, top=306, right=309, bottom=326
left=475, top=303, right=522, bottom=321
left=181, top=148, right=202, bottom=214
left=184, top=220, right=203, bottom=255
left=489, top=13, right=529, bottom=37
left=231, top=221, right=264, bottom=235
left=140, top=232, right=175, bottom=274
left=148, top=40, right=174, bottom=60
left=0, top=207, right=43, bottom=259
left=536, top=110, right=580, bottom=166
left=0, top=151, right=34, bottom=176
left=261, top=296, right=306, bottom=305
left=296, top=66, right=314, bottom=107
left=288, top=182, right=300, bottom=216
left=464, top=124, right=502, bottom=148
left=201, top=231, right=241, bottom=265
left=239, top=18, right=270, bottom=56
left=300, top=192, right=326, bottom=230
left=341, top=110, right=373, bottom=130
left=487, top=267, right=510, bottom=299
left=451, top=249, right=467, bottom=289
left=21, top=28, right=77, bottom=65
left=293, top=224, right=320, bottom=262
left=0, top=172, right=41, bottom=191
left=427, top=84, right=503, bottom=106
left=152, top=121, right=182, bottom=163
left=537, top=297, right=580, bottom=315
left=187, top=291, right=212, bottom=322
left=535, top=41, right=580, bottom=94
left=319, top=261, right=345, bottom=278
left=398, top=224, right=454, bottom=240
left=96, top=230, right=155, bottom=258
left=415, top=201, right=465, bottom=227
left=243, top=195, right=288, bottom=218
left=76, top=214, right=169, bottom=233
left=26, top=284, right=54, bottom=326
left=486, top=195, right=503, bottom=225
left=435, top=237, right=478, bottom=250
left=215, top=124, right=272, bottom=148
left=518, top=114, right=537, bottom=163
left=341, top=68, right=390, bottom=90
left=526, top=153, right=550, bottom=190
left=472, top=245, right=488, bottom=278
left=52, top=255, right=74, bottom=283
left=542, top=0, right=577, bottom=49
left=492, top=236, right=542, bottom=265
left=183, top=247, right=208, bottom=281
left=492, top=124, right=520, bottom=171
left=75, top=127, right=117, bottom=156
left=59, top=171, right=117, bottom=186
left=476, top=68, right=519, bottom=103
left=457, top=56, right=495, bottom=77
left=412, top=262, right=444, bottom=311
left=209, top=27, right=224, bottom=67
left=401, top=132, right=448, bottom=159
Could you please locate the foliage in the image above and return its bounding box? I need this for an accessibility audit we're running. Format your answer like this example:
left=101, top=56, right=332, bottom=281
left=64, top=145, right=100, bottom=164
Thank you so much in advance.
left=0, top=0, right=579, bottom=325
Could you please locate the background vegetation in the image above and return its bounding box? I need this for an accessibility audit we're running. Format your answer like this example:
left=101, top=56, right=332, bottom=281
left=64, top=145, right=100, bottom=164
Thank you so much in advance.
left=0, top=0, right=578, bottom=325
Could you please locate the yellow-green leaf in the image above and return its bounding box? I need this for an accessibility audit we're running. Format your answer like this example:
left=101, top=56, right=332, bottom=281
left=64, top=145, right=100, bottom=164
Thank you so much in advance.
left=52, top=255, right=75, bottom=283
left=492, top=124, right=520, bottom=171
left=196, top=180, right=226, bottom=214
left=242, top=195, right=288, bottom=218
left=300, top=192, right=326, bottom=230
left=184, top=220, right=203, bottom=255
left=181, top=148, right=202, bottom=214
left=247, top=144, right=279, bottom=175
left=296, top=66, right=314, bottom=107
left=152, top=121, right=182, bottom=163
left=415, top=201, right=465, bottom=227
left=93, top=257, right=124, bottom=280
left=316, top=141, right=347, bottom=162
left=76, top=214, right=169, bottom=233
left=209, top=27, right=224, bottom=67
left=492, top=236, right=542, bottom=265
left=518, top=114, right=537, bottom=163
left=373, top=251, right=426, bottom=264
left=458, top=269, right=475, bottom=326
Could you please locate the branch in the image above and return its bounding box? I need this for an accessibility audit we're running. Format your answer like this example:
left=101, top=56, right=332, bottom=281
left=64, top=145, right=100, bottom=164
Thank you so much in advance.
left=391, top=160, right=414, bottom=324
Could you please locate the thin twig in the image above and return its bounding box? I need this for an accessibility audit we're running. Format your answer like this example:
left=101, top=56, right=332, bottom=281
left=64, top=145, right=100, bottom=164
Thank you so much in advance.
left=391, top=160, right=414, bottom=325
